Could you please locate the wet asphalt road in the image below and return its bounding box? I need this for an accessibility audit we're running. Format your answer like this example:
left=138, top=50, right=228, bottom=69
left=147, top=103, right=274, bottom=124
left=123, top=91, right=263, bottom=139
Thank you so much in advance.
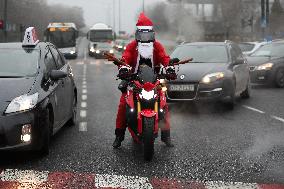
left=1, top=38, right=284, bottom=185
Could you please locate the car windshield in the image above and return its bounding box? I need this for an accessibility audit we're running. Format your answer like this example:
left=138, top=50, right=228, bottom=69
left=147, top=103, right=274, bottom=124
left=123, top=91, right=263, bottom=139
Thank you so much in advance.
left=47, top=31, right=76, bottom=48
left=171, top=45, right=228, bottom=63
left=238, top=43, right=255, bottom=52
left=250, top=43, right=284, bottom=57
left=90, top=30, right=113, bottom=42
left=97, top=43, right=112, bottom=48
left=0, top=48, right=39, bottom=77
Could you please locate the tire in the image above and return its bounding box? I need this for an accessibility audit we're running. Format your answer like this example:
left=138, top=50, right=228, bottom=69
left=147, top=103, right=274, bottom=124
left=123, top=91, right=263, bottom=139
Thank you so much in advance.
left=275, top=68, right=284, bottom=88
left=240, top=79, right=251, bottom=99
left=68, top=95, right=77, bottom=126
left=224, top=82, right=236, bottom=110
left=143, top=117, right=155, bottom=161
left=37, top=109, right=51, bottom=156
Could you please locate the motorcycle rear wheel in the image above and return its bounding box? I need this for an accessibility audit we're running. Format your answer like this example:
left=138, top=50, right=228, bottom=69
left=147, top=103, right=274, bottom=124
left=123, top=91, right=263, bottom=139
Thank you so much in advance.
left=143, top=117, right=155, bottom=161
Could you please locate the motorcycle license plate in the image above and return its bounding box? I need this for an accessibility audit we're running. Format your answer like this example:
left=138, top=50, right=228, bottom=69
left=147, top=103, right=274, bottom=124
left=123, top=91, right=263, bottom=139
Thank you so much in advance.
left=169, top=84, right=195, bottom=91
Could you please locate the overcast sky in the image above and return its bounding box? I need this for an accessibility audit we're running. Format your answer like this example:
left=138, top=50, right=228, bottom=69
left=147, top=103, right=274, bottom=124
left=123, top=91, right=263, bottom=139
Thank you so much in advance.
left=48, top=0, right=166, bottom=33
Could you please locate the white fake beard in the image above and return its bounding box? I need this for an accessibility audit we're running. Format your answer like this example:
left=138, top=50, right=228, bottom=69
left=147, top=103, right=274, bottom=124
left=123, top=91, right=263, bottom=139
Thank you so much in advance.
left=138, top=42, right=154, bottom=59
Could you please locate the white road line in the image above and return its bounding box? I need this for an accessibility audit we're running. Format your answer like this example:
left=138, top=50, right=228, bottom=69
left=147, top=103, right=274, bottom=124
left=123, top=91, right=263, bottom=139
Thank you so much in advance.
left=82, top=95, right=87, bottom=100
left=82, top=85, right=87, bottom=89
left=0, top=169, right=49, bottom=184
left=80, top=110, right=87, bottom=118
left=82, top=89, right=87, bottom=94
left=82, top=81, right=87, bottom=85
left=79, top=122, right=88, bottom=132
left=81, top=102, right=87, bottom=108
left=84, top=48, right=87, bottom=61
left=206, top=181, right=258, bottom=189
left=95, top=174, right=153, bottom=189
left=77, top=61, right=83, bottom=65
left=271, top=115, right=284, bottom=123
left=242, top=105, right=265, bottom=114
left=104, top=61, right=113, bottom=65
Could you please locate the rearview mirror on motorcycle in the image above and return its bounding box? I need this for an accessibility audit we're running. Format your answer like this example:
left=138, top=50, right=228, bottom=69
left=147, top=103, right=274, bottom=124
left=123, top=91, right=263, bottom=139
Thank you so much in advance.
left=169, top=58, right=180, bottom=66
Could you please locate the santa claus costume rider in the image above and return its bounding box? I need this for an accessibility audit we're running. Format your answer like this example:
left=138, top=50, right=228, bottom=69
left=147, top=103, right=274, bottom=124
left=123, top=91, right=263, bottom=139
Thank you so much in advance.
left=113, top=13, right=176, bottom=148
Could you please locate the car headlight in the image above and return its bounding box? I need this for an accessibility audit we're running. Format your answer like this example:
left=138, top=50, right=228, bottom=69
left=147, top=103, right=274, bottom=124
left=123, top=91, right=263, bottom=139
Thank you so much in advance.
left=90, top=47, right=95, bottom=53
left=256, top=63, right=274, bottom=70
left=5, top=93, right=39, bottom=114
left=139, top=89, right=155, bottom=100
left=118, top=45, right=123, bottom=48
left=159, top=79, right=166, bottom=84
left=124, top=46, right=126, bottom=50
left=70, top=50, right=75, bottom=54
left=109, top=49, right=114, bottom=53
left=201, top=72, right=225, bottom=84
left=96, top=50, right=100, bottom=54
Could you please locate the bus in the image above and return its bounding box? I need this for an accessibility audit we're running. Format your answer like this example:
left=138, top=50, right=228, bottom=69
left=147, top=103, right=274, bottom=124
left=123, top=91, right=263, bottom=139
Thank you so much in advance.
left=87, top=23, right=116, bottom=57
left=44, top=23, right=78, bottom=59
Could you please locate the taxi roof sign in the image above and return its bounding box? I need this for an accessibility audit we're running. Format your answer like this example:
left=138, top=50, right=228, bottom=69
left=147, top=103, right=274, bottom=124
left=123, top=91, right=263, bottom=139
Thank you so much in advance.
left=22, top=27, right=39, bottom=47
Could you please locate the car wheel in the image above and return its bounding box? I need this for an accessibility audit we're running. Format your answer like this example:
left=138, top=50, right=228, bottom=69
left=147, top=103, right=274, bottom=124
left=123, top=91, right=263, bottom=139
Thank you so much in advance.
left=68, top=95, right=77, bottom=126
left=37, top=109, right=51, bottom=156
left=240, top=79, right=251, bottom=99
left=275, top=68, right=284, bottom=88
left=224, top=83, right=235, bottom=110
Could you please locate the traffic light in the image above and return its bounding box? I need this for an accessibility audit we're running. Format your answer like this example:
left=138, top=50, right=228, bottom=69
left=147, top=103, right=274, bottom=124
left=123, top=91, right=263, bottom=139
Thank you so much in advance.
left=0, top=19, right=4, bottom=30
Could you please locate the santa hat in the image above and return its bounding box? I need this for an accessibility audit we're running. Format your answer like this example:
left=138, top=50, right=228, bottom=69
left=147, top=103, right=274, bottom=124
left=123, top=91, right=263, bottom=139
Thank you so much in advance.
left=136, top=13, right=153, bottom=30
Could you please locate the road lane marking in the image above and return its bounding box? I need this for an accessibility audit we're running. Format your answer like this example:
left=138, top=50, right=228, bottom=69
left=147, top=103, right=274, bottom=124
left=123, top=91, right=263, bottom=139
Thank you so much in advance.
left=104, top=61, right=113, bottom=65
left=205, top=181, right=258, bottom=189
left=84, top=48, right=87, bottom=61
left=0, top=169, right=48, bottom=184
left=79, top=122, right=88, bottom=132
left=82, top=80, right=87, bottom=84
left=81, top=102, right=87, bottom=108
left=95, top=174, right=153, bottom=189
left=242, top=105, right=265, bottom=114
left=271, top=115, right=284, bottom=123
left=80, top=110, right=87, bottom=118
left=77, top=61, right=83, bottom=65
left=82, top=89, right=87, bottom=94
left=82, top=95, right=87, bottom=100
left=1, top=169, right=284, bottom=188
left=82, top=85, right=87, bottom=89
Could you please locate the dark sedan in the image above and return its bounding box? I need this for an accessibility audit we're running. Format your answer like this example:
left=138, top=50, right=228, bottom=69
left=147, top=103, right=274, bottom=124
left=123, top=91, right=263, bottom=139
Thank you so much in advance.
left=0, top=42, right=77, bottom=155
left=247, top=40, right=284, bottom=88
left=167, top=41, right=251, bottom=108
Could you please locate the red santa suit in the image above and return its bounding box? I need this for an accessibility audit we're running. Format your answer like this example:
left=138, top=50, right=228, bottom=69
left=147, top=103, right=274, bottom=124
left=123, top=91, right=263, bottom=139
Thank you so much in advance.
left=115, top=13, right=171, bottom=136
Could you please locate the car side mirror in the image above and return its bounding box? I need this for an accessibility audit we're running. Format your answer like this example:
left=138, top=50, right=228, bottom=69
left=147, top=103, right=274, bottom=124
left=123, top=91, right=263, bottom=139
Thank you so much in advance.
left=50, top=70, right=67, bottom=80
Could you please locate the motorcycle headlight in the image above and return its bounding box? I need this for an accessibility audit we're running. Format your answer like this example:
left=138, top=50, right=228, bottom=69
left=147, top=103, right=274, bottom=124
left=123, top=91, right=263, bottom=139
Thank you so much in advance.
left=256, top=63, right=273, bottom=70
left=109, top=49, right=114, bottom=54
left=90, top=47, right=95, bottom=52
left=201, top=72, right=225, bottom=84
left=140, top=89, right=155, bottom=100
left=5, top=93, right=39, bottom=114
left=96, top=50, right=100, bottom=54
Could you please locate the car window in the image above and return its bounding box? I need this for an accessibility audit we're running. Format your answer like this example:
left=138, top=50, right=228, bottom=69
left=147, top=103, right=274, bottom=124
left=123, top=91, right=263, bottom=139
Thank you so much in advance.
left=49, top=46, right=65, bottom=68
left=251, top=43, right=284, bottom=57
left=0, top=48, right=39, bottom=77
left=44, top=48, right=57, bottom=72
left=171, top=45, right=228, bottom=63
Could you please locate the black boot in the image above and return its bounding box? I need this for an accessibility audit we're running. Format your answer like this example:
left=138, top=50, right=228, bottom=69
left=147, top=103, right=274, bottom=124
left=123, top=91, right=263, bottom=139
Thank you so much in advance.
left=112, top=129, right=125, bottom=148
left=161, top=130, right=174, bottom=147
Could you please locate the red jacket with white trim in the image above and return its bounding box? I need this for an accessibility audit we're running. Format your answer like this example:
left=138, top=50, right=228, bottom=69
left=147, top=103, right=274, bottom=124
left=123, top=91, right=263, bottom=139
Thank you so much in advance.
left=121, top=40, right=170, bottom=72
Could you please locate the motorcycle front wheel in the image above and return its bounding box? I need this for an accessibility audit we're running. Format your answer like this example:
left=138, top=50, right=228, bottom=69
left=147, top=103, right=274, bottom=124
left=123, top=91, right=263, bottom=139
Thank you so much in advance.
left=143, top=117, right=155, bottom=161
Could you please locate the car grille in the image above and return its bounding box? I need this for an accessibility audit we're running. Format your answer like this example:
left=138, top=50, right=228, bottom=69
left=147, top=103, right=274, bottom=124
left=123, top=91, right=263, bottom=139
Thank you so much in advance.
left=249, top=66, right=256, bottom=71
left=167, top=84, right=198, bottom=100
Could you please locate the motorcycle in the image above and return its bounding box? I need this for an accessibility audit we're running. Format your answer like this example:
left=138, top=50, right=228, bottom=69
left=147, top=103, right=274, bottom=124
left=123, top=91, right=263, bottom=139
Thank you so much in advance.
left=104, top=52, right=192, bottom=160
